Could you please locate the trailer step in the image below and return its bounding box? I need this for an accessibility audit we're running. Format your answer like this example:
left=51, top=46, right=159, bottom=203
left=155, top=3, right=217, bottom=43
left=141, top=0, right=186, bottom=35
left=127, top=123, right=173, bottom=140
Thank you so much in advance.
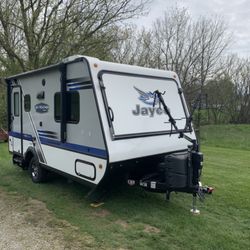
left=13, top=156, right=24, bottom=167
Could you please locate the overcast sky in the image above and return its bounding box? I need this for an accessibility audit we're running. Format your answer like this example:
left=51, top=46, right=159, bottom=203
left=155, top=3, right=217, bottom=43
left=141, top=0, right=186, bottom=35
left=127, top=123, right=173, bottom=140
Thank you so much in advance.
left=134, top=0, right=250, bottom=57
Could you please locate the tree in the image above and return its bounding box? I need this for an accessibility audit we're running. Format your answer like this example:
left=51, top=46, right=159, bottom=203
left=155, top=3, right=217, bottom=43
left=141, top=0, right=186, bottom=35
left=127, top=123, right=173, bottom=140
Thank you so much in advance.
left=110, top=26, right=154, bottom=66
left=151, top=8, right=231, bottom=92
left=0, top=0, right=148, bottom=74
left=221, top=55, right=250, bottom=123
left=205, top=77, right=234, bottom=124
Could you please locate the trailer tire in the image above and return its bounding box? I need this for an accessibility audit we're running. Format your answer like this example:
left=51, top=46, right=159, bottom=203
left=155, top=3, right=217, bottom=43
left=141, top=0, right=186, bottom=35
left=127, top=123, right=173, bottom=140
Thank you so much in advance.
left=29, top=156, right=47, bottom=183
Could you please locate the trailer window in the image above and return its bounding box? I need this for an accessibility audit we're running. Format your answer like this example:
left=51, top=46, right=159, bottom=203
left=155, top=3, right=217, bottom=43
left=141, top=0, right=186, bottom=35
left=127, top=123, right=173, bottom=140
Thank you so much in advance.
left=24, top=95, right=31, bottom=112
left=54, top=93, right=61, bottom=121
left=99, top=72, right=189, bottom=139
left=54, top=92, right=79, bottom=123
left=68, top=92, right=80, bottom=123
left=14, top=92, right=19, bottom=116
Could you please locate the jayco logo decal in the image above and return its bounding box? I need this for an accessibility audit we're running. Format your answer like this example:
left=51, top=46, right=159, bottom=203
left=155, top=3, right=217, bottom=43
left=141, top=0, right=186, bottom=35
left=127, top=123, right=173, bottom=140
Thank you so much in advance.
left=134, top=86, right=159, bottom=106
left=35, top=103, right=49, bottom=113
left=132, top=86, right=166, bottom=117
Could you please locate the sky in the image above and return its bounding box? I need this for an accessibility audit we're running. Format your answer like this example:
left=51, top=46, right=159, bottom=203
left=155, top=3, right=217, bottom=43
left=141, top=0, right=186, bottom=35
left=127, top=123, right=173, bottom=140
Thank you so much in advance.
left=134, top=0, right=250, bottom=57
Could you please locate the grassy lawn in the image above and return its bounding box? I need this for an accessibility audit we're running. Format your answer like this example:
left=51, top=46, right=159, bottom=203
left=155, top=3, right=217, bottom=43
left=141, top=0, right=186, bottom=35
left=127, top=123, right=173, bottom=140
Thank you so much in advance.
left=200, top=124, right=250, bottom=151
left=0, top=125, right=249, bottom=249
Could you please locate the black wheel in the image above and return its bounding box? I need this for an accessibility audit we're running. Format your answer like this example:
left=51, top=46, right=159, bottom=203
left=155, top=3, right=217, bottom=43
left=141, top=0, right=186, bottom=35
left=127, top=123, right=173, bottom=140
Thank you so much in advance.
left=28, top=156, right=47, bottom=183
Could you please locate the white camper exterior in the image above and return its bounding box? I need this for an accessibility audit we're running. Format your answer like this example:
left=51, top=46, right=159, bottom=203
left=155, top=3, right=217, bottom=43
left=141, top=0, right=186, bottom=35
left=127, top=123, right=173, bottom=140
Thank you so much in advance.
left=6, top=55, right=202, bottom=195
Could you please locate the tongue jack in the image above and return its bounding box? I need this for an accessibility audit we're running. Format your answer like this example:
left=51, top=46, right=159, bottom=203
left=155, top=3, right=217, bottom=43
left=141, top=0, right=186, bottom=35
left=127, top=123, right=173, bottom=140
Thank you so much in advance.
left=190, top=193, right=200, bottom=215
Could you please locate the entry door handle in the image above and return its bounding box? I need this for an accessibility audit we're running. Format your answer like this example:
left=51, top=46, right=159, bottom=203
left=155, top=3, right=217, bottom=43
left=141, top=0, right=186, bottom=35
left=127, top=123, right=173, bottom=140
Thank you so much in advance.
left=108, top=106, right=114, bottom=122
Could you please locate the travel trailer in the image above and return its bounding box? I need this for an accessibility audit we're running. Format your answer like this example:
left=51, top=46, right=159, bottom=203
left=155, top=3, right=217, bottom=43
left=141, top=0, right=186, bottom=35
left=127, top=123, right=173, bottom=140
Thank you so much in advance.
left=6, top=55, right=208, bottom=207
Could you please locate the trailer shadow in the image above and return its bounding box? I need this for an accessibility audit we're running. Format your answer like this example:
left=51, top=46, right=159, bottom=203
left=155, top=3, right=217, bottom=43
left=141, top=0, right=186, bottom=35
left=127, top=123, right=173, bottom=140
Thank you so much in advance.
left=47, top=171, right=190, bottom=219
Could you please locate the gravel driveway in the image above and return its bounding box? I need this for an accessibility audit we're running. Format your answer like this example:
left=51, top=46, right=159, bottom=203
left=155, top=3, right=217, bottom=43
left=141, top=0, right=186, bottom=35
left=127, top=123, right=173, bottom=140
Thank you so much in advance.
left=0, top=189, right=95, bottom=250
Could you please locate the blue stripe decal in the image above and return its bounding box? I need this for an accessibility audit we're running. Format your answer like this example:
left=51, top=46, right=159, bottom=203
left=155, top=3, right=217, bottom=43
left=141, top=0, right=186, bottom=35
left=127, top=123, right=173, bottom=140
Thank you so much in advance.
left=67, top=82, right=85, bottom=87
left=68, top=86, right=90, bottom=91
left=39, top=134, right=58, bottom=139
left=37, top=130, right=56, bottom=134
left=9, top=131, right=33, bottom=141
left=9, top=131, right=107, bottom=159
left=40, top=137, right=107, bottom=158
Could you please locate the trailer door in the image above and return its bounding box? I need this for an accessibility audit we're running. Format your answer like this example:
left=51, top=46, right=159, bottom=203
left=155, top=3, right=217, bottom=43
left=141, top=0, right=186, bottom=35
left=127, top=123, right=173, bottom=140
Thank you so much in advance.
left=10, top=85, right=23, bottom=154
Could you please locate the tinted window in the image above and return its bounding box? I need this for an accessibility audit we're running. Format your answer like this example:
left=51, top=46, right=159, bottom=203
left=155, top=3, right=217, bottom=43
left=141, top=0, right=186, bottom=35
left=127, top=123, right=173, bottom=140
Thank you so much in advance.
left=14, top=92, right=19, bottom=116
left=54, top=92, right=79, bottom=123
left=54, top=93, right=61, bottom=121
left=68, top=92, right=80, bottom=123
left=24, top=94, right=31, bottom=112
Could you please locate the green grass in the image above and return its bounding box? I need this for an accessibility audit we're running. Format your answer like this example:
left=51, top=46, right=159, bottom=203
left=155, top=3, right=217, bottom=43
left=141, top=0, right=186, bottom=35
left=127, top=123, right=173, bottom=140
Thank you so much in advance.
left=0, top=124, right=250, bottom=249
left=200, top=124, right=250, bottom=151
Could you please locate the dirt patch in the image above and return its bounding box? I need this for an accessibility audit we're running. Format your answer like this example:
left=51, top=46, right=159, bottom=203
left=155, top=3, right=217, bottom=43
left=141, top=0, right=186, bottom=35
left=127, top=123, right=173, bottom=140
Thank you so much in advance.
left=0, top=189, right=95, bottom=250
left=143, top=224, right=161, bottom=234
